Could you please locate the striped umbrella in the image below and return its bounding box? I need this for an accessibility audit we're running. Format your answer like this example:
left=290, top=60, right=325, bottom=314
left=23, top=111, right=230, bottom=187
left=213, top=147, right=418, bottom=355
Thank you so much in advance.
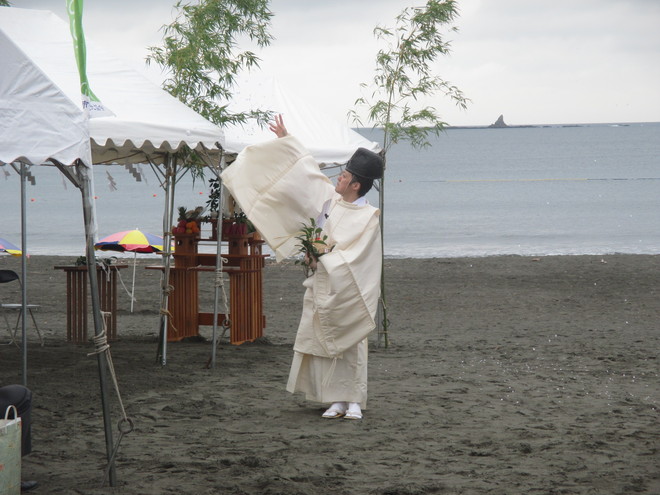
left=0, top=237, right=22, bottom=256
left=95, top=229, right=164, bottom=253
left=95, top=229, right=167, bottom=312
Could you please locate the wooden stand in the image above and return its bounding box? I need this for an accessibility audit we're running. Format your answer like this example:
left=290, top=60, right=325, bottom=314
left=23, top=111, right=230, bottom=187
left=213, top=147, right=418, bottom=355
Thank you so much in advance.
left=154, top=220, right=267, bottom=344
left=54, top=265, right=127, bottom=343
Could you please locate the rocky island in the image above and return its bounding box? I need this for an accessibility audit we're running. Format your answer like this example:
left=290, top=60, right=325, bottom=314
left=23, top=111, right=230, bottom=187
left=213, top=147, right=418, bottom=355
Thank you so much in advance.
left=489, top=114, right=508, bottom=128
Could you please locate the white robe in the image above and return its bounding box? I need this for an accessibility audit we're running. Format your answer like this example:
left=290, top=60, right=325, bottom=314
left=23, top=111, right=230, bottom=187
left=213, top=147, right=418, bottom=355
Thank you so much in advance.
left=221, top=136, right=382, bottom=406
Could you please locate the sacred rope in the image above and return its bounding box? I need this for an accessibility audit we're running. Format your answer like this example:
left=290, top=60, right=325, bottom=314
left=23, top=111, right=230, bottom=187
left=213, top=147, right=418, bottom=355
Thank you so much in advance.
left=216, top=256, right=231, bottom=336
left=87, top=310, right=134, bottom=486
left=114, top=265, right=134, bottom=304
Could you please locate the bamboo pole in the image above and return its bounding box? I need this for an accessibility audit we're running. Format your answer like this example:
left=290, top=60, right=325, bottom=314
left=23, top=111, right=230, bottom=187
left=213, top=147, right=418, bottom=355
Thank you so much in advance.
left=19, top=162, right=28, bottom=385
left=157, top=154, right=177, bottom=366
left=210, top=155, right=225, bottom=368
left=378, top=151, right=390, bottom=349
left=78, top=161, right=117, bottom=486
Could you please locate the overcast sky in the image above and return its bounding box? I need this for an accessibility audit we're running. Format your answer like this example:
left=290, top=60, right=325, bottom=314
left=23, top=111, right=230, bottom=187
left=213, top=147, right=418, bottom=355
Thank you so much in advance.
left=13, top=0, right=660, bottom=126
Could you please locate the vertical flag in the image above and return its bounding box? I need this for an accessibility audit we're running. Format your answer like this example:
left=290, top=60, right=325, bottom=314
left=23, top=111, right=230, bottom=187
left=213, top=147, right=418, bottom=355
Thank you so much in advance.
left=66, top=0, right=113, bottom=117
left=66, top=0, right=102, bottom=242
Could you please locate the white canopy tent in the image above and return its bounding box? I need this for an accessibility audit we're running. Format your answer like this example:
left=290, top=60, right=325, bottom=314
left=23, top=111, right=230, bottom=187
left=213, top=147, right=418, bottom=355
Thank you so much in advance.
left=0, top=7, right=226, bottom=485
left=223, top=75, right=380, bottom=166
left=0, top=8, right=225, bottom=166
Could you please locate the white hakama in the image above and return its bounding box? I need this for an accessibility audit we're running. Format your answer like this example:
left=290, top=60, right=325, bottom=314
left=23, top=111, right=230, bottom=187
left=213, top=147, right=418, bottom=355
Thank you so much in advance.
left=286, top=338, right=368, bottom=407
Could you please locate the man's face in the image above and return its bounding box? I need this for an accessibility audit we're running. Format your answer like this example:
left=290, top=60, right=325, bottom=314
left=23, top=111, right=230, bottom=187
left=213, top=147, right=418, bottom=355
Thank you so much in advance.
left=335, top=170, right=355, bottom=196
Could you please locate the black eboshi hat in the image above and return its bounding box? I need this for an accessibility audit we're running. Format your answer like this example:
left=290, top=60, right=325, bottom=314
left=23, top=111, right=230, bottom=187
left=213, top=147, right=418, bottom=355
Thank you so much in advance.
left=345, top=148, right=384, bottom=180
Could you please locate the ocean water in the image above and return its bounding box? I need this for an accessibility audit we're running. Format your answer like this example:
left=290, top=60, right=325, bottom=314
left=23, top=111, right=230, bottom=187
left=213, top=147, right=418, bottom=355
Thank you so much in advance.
left=1, top=122, right=659, bottom=258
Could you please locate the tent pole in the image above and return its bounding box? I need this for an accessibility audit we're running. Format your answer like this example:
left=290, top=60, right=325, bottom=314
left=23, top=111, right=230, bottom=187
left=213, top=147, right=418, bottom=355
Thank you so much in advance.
left=78, top=161, right=117, bottom=486
left=19, top=162, right=28, bottom=386
left=210, top=161, right=225, bottom=369
left=157, top=154, right=177, bottom=366
left=130, top=252, right=137, bottom=313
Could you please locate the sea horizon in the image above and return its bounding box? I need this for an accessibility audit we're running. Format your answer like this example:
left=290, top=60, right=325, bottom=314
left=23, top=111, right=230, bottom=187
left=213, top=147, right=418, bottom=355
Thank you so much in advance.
left=2, top=122, right=659, bottom=259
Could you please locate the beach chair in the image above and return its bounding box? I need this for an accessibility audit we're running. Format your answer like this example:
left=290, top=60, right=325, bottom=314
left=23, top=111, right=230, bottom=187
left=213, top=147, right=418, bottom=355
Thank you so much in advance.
left=0, top=270, right=43, bottom=347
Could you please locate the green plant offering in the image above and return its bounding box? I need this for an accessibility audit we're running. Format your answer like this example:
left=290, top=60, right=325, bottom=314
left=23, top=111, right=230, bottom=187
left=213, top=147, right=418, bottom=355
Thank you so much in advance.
left=294, top=218, right=329, bottom=275
left=234, top=212, right=256, bottom=233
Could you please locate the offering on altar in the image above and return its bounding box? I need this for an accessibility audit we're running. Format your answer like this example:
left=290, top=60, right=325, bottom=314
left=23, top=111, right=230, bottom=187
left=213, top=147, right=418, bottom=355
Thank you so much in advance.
left=172, top=206, right=203, bottom=235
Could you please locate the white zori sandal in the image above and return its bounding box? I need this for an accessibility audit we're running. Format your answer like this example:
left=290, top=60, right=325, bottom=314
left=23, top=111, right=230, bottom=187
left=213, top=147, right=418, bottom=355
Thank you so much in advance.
left=344, top=402, right=362, bottom=420
left=322, top=402, right=347, bottom=418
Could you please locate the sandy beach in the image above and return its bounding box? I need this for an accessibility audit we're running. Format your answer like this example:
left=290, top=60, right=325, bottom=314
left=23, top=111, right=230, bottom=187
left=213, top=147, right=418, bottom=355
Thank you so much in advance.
left=1, top=254, right=658, bottom=494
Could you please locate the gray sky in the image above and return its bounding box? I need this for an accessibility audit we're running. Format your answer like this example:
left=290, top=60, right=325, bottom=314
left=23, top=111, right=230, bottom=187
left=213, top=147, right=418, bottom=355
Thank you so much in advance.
left=13, top=0, right=660, bottom=126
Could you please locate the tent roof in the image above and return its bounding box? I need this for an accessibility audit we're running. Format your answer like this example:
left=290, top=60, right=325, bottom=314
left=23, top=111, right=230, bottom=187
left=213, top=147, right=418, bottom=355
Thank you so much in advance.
left=0, top=14, right=91, bottom=167
left=0, top=8, right=224, bottom=166
left=224, top=76, right=380, bottom=167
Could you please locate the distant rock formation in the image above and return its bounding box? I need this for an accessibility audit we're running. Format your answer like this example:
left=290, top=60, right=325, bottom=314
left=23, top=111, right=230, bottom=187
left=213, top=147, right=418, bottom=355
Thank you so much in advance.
left=489, top=114, right=508, bottom=128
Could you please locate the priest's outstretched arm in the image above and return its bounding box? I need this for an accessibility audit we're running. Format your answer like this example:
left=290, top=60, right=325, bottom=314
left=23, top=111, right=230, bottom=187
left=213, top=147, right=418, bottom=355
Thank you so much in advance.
left=220, top=120, right=335, bottom=261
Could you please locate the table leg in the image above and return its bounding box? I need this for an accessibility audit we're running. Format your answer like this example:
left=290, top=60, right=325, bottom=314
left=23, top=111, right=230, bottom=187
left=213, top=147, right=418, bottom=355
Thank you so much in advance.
left=66, top=270, right=88, bottom=343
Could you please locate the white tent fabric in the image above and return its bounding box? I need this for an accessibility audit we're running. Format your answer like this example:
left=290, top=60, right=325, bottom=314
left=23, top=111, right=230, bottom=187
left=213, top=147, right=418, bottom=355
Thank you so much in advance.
left=223, top=76, right=380, bottom=166
left=0, top=20, right=91, bottom=167
left=0, top=8, right=225, bottom=166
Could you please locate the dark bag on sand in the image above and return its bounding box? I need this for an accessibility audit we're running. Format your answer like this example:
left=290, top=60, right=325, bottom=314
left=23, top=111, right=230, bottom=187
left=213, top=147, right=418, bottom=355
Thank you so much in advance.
left=0, top=405, right=22, bottom=495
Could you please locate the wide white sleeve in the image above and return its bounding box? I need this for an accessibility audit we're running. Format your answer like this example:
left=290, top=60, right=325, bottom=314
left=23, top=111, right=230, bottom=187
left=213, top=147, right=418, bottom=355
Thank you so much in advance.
left=220, top=135, right=335, bottom=261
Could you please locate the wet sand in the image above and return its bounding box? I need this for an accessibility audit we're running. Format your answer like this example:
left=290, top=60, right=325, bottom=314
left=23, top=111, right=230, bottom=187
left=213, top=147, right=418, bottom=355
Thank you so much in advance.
left=1, top=254, right=658, bottom=494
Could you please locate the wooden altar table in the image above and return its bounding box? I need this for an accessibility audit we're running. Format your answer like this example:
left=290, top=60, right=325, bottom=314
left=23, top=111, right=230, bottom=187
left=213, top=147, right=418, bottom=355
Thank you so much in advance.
left=54, top=264, right=127, bottom=343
